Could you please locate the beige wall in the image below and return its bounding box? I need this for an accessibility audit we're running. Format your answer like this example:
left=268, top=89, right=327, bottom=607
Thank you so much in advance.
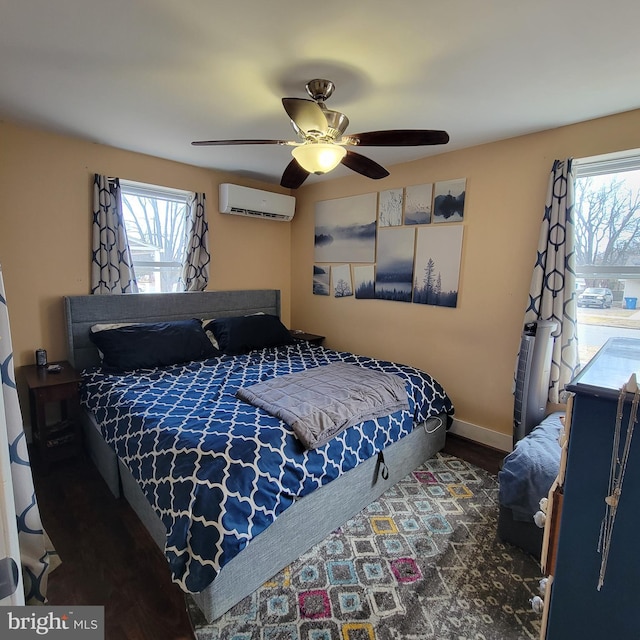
left=2, top=109, right=640, bottom=446
left=0, top=121, right=292, bottom=369
left=290, top=109, right=640, bottom=445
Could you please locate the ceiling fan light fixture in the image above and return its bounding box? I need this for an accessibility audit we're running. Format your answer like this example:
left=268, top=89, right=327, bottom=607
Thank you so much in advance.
left=192, top=79, right=450, bottom=188
left=292, top=143, right=346, bottom=174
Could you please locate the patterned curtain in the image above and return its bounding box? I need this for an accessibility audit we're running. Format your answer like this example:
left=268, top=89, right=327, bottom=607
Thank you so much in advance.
left=180, top=192, right=210, bottom=292
left=91, top=174, right=138, bottom=294
left=0, top=266, right=59, bottom=604
left=524, top=159, right=580, bottom=403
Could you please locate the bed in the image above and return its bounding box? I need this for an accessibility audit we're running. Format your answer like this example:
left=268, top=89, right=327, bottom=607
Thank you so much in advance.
left=497, top=411, right=564, bottom=558
left=64, top=289, right=454, bottom=622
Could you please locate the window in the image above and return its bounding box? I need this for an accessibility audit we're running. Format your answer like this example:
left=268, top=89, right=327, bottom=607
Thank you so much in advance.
left=574, top=150, right=640, bottom=364
left=120, top=180, right=190, bottom=293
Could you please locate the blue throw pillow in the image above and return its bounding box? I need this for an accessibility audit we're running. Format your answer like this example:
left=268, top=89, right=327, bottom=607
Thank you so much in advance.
left=90, top=319, right=220, bottom=371
left=203, top=314, right=294, bottom=355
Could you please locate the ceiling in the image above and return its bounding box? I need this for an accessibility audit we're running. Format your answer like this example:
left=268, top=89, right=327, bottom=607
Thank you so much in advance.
left=2, top=1, right=639, bottom=187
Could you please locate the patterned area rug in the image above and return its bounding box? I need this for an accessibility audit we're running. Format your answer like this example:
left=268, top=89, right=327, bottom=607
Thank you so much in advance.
left=187, top=452, right=543, bottom=640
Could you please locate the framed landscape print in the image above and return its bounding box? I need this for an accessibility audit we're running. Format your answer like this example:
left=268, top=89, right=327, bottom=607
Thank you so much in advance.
left=413, top=225, right=464, bottom=307
left=353, top=265, right=375, bottom=299
left=404, top=183, right=433, bottom=225
left=311, top=178, right=467, bottom=309
left=314, top=193, right=377, bottom=262
left=378, top=188, right=404, bottom=227
left=375, top=227, right=415, bottom=302
left=433, top=178, right=466, bottom=223
left=331, top=264, right=353, bottom=297
left=313, top=264, right=330, bottom=296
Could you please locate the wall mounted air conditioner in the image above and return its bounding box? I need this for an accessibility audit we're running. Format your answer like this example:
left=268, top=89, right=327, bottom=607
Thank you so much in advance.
left=513, top=319, right=557, bottom=448
left=219, top=183, right=296, bottom=222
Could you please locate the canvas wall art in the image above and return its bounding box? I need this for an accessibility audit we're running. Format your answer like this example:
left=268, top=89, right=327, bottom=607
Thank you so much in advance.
left=375, top=227, right=415, bottom=302
left=331, top=264, right=353, bottom=297
left=404, top=183, right=433, bottom=225
left=433, top=178, right=466, bottom=223
left=413, top=225, right=464, bottom=308
left=314, top=193, right=377, bottom=263
left=313, top=264, right=330, bottom=296
left=378, top=188, right=403, bottom=227
left=353, top=265, right=375, bottom=299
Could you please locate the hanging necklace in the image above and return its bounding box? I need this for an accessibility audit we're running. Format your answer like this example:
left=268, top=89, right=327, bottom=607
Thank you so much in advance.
left=597, top=373, right=639, bottom=590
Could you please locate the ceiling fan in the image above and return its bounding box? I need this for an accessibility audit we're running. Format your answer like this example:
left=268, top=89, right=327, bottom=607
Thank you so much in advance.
left=192, top=79, right=450, bottom=189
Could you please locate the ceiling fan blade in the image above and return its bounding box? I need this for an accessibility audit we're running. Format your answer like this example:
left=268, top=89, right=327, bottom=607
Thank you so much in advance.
left=280, top=158, right=310, bottom=189
left=282, top=98, right=329, bottom=135
left=341, top=150, right=390, bottom=180
left=344, top=129, right=450, bottom=146
left=192, top=139, right=291, bottom=146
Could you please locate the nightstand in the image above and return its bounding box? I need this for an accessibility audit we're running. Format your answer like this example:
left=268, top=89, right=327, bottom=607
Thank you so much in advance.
left=290, top=330, right=325, bottom=346
left=23, top=361, right=82, bottom=469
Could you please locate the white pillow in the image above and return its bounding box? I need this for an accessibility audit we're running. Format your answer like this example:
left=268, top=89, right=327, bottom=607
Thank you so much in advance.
left=90, top=322, right=137, bottom=333
left=201, top=318, right=219, bottom=350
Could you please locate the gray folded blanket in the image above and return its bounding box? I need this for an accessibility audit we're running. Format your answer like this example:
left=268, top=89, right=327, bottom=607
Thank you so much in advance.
left=236, top=362, right=410, bottom=449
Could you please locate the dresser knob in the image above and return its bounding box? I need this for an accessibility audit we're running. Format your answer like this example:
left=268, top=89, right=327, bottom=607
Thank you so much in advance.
left=534, top=510, right=547, bottom=528
left=530, top=595, right=544, bottom=614
left=539, top=577, right=549, bottom=596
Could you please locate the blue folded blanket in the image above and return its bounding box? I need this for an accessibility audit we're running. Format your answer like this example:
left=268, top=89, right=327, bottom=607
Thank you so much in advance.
left=498, top=411, right=564, bottom=522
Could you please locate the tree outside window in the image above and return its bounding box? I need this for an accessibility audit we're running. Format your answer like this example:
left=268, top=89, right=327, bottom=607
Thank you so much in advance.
left=120, top=182, right=190, bottom=293
left=574, top=158, right=640, bottom=364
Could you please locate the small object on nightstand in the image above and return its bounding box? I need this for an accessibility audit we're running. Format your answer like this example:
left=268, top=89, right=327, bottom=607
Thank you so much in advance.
left=23, top=360, right=82, bottom=471
left=289, top=330, right=325, bottom=346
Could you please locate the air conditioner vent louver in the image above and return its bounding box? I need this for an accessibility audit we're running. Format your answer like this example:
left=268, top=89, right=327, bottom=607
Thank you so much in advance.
left=228, top=207, right=291, bottom=221
left=219, top=184, right=295, bottom=221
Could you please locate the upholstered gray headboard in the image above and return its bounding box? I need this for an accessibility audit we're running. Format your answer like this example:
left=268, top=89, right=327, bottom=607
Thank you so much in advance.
left=64, top=289, right=281, bottom=371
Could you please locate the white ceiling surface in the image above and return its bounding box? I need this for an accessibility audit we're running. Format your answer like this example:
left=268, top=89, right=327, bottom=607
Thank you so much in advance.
left=1, top=1, right=639, bottom=186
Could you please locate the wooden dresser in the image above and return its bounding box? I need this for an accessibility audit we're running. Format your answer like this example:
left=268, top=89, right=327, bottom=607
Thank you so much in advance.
left=539, top=337, right=640, bottom=639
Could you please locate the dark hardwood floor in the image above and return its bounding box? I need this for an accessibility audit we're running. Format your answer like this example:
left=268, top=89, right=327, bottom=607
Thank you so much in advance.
left=31, top=434, right=505, bottom=640
left=443, top=432, right=505, bottom=475
left=31, top=450, right=196, bottom=640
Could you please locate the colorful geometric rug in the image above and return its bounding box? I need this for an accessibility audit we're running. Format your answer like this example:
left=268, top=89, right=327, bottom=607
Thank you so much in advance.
left=188, top=452, right=543, bottom=639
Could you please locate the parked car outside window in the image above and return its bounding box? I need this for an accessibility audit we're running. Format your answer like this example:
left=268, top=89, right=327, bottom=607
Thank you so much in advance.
left=577, top=287, right=613, bottom=308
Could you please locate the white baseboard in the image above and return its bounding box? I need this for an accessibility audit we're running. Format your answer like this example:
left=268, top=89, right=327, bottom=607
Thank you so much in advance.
left=449, top=418, right=512, bottom=453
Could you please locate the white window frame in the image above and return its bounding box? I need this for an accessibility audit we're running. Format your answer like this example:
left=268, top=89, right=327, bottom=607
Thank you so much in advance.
left=574, top=149, right=640, bottom=280
left=120, top=180, right=191, bottom=293
left=573, top=149, right=640, bottom=364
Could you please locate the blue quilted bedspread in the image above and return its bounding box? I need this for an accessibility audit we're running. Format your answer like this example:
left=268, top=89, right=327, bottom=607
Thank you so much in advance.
left=80, top=342, right=454, bottom=593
